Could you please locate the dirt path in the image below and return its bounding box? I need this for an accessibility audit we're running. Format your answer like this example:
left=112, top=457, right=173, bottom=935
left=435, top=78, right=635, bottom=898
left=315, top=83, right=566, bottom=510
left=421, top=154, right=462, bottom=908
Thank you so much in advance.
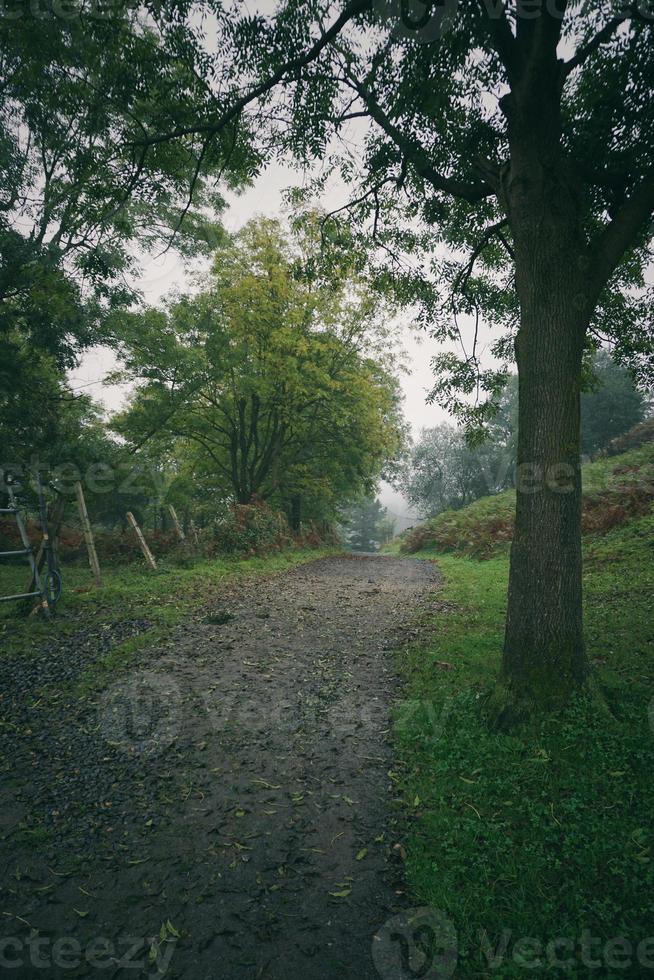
left=1, top=555, right=439, bottom=979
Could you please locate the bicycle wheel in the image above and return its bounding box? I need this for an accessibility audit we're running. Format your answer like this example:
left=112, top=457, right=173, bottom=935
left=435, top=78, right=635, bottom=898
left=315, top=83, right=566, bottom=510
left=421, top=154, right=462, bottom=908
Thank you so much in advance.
left=44, top=569, right=63, bottom=607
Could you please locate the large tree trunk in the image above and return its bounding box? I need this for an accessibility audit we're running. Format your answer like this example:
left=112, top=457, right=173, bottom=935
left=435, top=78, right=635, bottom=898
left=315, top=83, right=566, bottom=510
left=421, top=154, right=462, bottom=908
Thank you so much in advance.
left=496, top=68, right=593, bottom=716
left=502, top=287, right=590, bottom=712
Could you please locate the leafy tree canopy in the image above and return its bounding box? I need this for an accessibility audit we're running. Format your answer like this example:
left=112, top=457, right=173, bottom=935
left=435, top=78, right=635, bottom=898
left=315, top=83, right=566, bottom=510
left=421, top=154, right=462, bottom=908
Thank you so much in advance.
left=581, top=348, right=648, bottom=455
left=402, top=422, right=513, bottom=518
left=105, top=0, right=653, bottom=410
left=0, top=1, right=249, bottom=288
left=112, top=218, right=407, bottom=523
left=0, top=0, right=254, bottom=463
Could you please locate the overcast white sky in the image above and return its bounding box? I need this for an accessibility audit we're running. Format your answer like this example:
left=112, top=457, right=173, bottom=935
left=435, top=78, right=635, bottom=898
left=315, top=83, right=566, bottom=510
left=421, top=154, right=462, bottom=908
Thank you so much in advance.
left=69, top=158, right=488, bottom=523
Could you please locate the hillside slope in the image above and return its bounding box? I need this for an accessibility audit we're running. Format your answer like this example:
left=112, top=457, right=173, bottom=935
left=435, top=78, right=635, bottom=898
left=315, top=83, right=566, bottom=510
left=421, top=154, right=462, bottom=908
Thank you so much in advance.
left=392, top=442, right=654, bottom=978
left=400, top=442, right=654, bottom=559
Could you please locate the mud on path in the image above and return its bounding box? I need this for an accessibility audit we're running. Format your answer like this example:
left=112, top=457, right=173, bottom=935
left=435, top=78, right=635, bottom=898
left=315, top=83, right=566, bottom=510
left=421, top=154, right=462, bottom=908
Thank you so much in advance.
left=1, top=555, right=440, bottom=979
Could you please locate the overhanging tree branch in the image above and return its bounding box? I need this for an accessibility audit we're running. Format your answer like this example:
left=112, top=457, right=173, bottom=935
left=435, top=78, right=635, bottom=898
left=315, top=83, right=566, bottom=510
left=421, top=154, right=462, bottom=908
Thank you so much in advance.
left=130, top=0, right=372, bottom=149
left=590, top=170, right=654, bottom=300
left=341, top=72, right=495, bottom=203
left=320, top=174, right=398, bottom=225
left=475, top=0, right=516, bottom=75
left=562, top=13, right=629, bottom=80
left=455, top=218, right=511, bottom=299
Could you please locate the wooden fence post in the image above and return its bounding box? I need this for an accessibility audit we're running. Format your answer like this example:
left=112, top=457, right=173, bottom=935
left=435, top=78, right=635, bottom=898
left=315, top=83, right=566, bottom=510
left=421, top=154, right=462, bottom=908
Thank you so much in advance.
left=126, top=512, right=157, bottom=570
left=74, top=481, right=102, bottom=587
left=168, top=504, right=185, bottom=542
left=188, top=519, right=201, bottom=547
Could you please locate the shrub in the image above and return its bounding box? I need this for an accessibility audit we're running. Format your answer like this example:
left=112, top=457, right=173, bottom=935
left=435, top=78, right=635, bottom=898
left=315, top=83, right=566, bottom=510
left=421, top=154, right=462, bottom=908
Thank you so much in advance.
left=0, top=502, right=297, bottom=567
left=604, top=417, right=654, bottom=457
left=211, top=501, right=292, bottom=556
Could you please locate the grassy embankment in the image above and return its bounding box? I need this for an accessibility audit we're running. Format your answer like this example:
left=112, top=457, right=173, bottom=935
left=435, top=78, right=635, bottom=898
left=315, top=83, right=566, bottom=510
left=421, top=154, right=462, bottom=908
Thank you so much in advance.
left=391, top=444, right=654, bottom=977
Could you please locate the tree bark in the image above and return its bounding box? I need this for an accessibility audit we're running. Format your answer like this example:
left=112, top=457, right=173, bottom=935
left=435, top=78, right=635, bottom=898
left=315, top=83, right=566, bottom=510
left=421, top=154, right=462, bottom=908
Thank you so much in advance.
left=502, top=134, right=590, bottom=716
left=502, top=290, right=590, bottom=712
left=498, top=77, right=592, bottom=714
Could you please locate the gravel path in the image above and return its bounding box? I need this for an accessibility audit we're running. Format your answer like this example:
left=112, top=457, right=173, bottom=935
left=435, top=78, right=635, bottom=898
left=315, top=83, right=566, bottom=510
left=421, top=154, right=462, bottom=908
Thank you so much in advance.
left=0, top=554, right=439, bottom=979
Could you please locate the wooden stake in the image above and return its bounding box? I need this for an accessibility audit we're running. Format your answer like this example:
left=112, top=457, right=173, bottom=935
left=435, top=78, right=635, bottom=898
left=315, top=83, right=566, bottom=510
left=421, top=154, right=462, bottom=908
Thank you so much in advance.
left=126, top=512, right=157, bottom=570
left=74, top=481, right=102, bottom=587
left=188, top=519, right=201, bottom=547
left=168, top=504, right=185, bottom=542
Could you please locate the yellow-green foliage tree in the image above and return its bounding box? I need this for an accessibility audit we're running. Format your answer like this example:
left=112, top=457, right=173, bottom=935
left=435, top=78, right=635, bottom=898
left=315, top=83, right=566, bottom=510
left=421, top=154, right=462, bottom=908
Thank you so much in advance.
left=113, top=218, right=406, bottom=526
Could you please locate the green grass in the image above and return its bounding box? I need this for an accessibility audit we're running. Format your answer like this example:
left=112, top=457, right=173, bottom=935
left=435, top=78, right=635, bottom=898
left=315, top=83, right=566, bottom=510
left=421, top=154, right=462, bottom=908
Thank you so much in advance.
left=394, top=451, right=654, bottom=978
left=582, top=443, right=654, bottom=493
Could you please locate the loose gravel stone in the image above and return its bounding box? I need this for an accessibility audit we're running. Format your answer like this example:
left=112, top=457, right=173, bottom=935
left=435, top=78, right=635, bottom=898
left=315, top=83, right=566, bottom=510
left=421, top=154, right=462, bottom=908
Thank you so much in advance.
left=0, top=555, right=440, bottom=980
